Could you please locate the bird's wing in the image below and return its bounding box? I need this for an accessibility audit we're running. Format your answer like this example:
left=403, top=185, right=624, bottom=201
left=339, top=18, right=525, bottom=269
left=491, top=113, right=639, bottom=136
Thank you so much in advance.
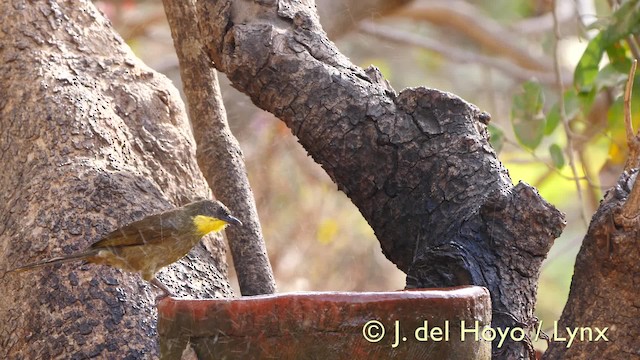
left=91, top=213, right=183, bottom=249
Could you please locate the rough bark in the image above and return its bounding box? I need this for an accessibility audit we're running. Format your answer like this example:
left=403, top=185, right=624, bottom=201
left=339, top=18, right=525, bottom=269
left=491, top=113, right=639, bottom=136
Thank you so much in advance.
left=196, top=0, right=566, bottom=358
left=544, top=170, right=640, bottom=359
left=162, top=0, right=276, bottom=296
left=214, top=0, right=417, bottom=140
left=0, top=0, right=232, bottom=358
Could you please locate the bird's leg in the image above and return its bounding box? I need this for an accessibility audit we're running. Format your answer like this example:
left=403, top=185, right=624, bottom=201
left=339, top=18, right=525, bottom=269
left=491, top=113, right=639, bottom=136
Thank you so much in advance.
left=150, top=277, right=174, bottom=300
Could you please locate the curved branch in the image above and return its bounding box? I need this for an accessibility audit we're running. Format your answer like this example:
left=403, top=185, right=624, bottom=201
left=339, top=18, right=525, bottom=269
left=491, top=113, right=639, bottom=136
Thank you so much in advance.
left=511, top=0, right=576, bottom=35
left=392, top=0, right=553, bottom=72
left=358, top=21, right=570, bottom=85
left=197, top=0, right=565, bottom=357
left=316, top=0, right=414, bottom=39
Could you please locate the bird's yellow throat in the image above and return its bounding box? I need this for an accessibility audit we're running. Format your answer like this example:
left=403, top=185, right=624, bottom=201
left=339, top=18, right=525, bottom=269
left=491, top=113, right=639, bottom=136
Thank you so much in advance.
left=193, top=215, right=229, bottom=235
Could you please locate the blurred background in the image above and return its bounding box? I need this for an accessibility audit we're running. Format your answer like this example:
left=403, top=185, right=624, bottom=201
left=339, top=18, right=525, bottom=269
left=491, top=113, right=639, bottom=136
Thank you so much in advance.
left=94, top=0, right=638, bottom=353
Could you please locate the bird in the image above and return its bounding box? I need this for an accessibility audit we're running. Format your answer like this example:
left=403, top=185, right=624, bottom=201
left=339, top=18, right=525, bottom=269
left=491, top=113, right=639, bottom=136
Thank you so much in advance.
left=8, top=199, right=242, bottom=298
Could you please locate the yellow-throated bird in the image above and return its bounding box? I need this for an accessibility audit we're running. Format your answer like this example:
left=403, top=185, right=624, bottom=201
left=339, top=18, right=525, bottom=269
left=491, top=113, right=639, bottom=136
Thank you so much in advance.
left=9, top=199, right=241, bottom=297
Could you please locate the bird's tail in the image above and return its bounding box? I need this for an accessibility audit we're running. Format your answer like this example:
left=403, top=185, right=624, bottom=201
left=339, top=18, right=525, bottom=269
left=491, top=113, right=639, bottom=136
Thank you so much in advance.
left=8, top=250, right=99, bottom=273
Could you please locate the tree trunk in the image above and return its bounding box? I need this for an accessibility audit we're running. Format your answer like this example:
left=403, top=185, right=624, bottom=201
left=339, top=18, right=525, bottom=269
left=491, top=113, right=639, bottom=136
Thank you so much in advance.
left=544, top=169, right=640, bottom=359
left=0, top=0, right=232, bottom=358
left=196, top=0, right=565, bottom=358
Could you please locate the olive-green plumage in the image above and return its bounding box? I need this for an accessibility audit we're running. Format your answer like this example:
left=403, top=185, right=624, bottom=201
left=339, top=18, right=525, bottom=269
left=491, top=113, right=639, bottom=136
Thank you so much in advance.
left=10, top=199, right=241, bottom=297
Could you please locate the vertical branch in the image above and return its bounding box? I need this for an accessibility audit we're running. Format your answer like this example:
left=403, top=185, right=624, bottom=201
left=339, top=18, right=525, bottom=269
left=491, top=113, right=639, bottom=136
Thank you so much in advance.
left=623, top=59, right=639, bottom=171
left=552, top=0, right=587, bottom=225
left=162, top=0, right=276, bottom=296
left=622, top=60, right=639, bottom=220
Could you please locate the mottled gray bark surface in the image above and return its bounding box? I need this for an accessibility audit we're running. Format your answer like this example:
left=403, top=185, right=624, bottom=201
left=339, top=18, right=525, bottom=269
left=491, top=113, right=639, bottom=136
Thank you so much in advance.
left=545, top=170, right=640, bottom=360
left=0, top=1, right=232, bottom=358
left=197, top=0, right=565, bottom=358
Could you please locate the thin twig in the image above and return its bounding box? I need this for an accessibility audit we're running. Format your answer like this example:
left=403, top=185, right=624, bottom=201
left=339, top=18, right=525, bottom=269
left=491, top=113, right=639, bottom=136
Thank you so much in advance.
left=510, top=0, right=575, bottom=35
left=552, top=0, right=588, bottom=226
left=358, top=21, right=568, bottom=85
left=316, top=0, right=413, bottom=39
left=627, top=37, right=640, bottom=61
left=392, top=0, right=553, bottom=71
left=624, top=60, right=638, bottom=150
left=577, top=151, right=602, bottom=211
left=502, top=138, right=589, bottom=182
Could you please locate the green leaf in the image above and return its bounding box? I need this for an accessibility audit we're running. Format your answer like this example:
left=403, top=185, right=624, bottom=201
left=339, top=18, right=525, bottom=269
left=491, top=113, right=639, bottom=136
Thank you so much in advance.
left=545, top=90, right=581, bottom=135
left=549, top=144, right=565, bottom=169
left=487, top=124, right=505, bottom=153
left=563, top=89, right=581, bottom=119
left=545, top=104, right=560, bottom=135
left=574, top=35, right=605, bottom=93
left=511, top=80, right=545, bottom=150
left=577, top=87, right=597, bottom=113
left=606, top=43, right=632, bottom=74
left=601, top=0, right=640, bottom=44
left=574, top=0, right=640, bottom=92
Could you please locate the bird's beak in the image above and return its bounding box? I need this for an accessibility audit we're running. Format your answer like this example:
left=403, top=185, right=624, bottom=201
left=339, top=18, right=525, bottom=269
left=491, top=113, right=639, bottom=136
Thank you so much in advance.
left=223, top=215, right=243, bottom=227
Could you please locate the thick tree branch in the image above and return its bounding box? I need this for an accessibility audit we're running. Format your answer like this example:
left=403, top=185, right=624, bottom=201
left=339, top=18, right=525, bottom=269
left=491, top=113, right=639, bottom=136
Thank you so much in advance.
left=162, top=0, right=276, bottom=296
left=197, top=0, right=565, bottom=357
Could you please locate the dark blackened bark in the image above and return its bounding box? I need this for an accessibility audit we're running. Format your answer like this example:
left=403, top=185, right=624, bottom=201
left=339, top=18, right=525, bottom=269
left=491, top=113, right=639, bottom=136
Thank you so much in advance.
left=197, top=0, right=566, bottom=358
left=544, top=170, right=640, bottom=359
